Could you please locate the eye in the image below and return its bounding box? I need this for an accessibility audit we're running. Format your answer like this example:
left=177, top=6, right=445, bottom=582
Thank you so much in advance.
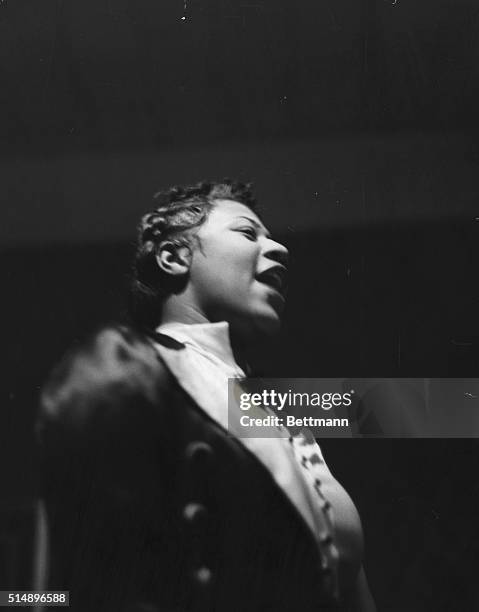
left=237, top=227, right=258, bottom=241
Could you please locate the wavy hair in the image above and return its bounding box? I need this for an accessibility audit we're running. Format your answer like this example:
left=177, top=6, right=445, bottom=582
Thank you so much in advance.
left=128, top=179, right=258, bottom=330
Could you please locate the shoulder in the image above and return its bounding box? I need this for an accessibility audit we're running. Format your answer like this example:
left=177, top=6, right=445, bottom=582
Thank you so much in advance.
left=37, top=327, right=180, bottom=511
left=39, top=325, right=172, bottom=433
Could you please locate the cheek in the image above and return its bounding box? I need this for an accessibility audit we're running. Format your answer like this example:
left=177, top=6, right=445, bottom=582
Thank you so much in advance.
left=219, top=260, right=255, bottom=299
left=231, top=256, right=258, bottom=295
left=192, top=239, right=259, bottom=307
left=209, top=244, right=257, bottom=285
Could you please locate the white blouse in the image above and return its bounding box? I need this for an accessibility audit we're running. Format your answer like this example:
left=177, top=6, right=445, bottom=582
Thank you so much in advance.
left=154, top=321, right=364, bottom=603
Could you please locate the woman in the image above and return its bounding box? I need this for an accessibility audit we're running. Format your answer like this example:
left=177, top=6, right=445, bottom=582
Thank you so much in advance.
left=38, top=180, right=375, bottom=611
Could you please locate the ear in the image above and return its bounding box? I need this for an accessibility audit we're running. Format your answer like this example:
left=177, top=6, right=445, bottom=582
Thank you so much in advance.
left=155, top=241, right=191, bottom=277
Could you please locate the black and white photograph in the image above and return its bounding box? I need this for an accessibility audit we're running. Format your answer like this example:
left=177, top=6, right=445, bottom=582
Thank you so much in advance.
left=2, top=1, right=479, bottom=610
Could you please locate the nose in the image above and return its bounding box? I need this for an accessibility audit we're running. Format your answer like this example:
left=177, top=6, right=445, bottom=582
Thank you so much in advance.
left=262, top=237, right=289, bottom=268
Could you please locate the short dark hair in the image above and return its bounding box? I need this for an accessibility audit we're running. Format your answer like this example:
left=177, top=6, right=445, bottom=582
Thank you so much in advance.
left=128, top=179, right=258, bottom=330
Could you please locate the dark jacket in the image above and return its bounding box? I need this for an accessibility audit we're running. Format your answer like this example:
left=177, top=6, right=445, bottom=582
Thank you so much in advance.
left=38, top=326, right=338, bottom=612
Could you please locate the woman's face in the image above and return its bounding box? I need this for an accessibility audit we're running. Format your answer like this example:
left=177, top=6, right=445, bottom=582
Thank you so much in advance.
left=188, top=199, right=289, bottom=338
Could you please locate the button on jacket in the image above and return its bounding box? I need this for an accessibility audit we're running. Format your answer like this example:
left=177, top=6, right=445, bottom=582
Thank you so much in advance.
left=37, top=324, right=363, bottom=612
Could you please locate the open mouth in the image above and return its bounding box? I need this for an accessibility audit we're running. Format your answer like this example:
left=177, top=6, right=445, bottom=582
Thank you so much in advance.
left=256, top=266, right=287, bottom=296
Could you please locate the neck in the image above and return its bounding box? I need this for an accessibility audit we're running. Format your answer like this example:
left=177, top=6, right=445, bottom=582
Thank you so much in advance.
left=159, top=296, right=268, bottom=374
left=229, top=327, right=264, bottom=375
left=160, top=295, right=210, bottom=326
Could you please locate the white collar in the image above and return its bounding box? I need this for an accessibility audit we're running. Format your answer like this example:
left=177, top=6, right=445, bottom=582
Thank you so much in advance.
left=150, top=322, right=340, bottom=599
left=155, top=320, right=240, bottom=372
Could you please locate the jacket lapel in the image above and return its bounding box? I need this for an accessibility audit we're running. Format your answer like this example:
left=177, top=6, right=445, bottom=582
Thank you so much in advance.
left=151, top=337, right=338, bottom=569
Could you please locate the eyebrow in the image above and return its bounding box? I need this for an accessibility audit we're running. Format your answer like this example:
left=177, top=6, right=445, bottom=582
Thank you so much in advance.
left=235, top=216, right=271, bottom=238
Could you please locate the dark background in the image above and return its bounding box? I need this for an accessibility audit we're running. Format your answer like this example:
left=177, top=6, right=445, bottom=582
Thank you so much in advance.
left=2, top=1, right=479, bottom=610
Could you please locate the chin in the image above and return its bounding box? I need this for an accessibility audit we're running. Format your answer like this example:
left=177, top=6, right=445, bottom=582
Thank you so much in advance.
left=251, top=309, right=282, bottom=337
